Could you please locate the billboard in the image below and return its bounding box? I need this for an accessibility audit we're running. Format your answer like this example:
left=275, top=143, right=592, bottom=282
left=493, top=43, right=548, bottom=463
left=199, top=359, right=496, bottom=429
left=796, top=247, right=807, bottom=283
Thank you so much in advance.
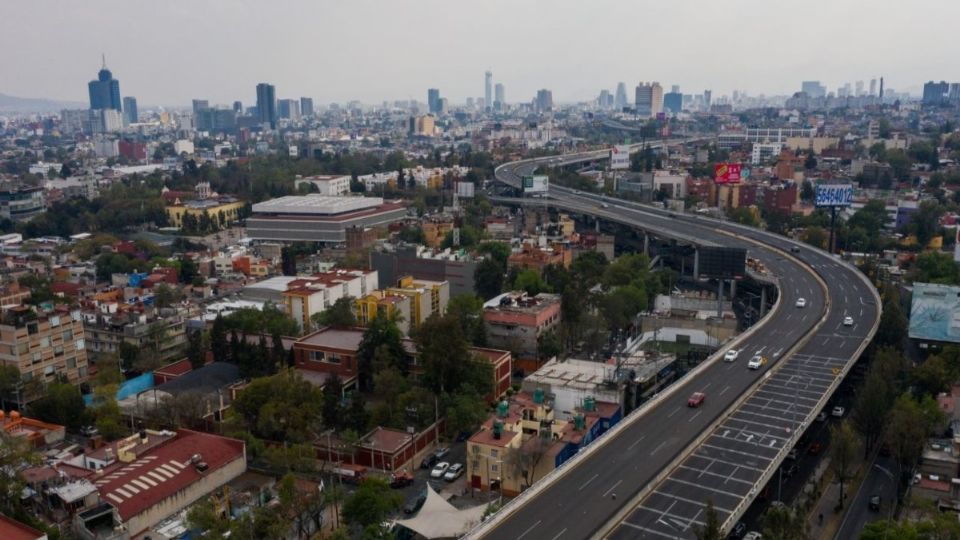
left=610, top=145, right=631, bottom=170
left=698, top=247, right=747, bottom=279
left=908, top=282, right=960, bottom=343
left=815, top=184, right=854, bottom=207
left=455, top=181, right=475, bottom=198
left=522, top=175, right=549, bottom=193
left=714, top=163, right=743, bottom=184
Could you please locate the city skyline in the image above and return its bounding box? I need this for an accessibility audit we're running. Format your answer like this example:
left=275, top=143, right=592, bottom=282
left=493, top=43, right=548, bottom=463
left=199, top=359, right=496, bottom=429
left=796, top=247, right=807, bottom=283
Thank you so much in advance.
left=2, top=0, right=958, bottom=107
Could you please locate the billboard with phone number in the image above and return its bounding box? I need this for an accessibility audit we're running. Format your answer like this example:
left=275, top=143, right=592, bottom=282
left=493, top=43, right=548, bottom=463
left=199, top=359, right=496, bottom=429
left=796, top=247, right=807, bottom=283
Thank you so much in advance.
left=714, top=162, right=742, bottom=184
left=522, top=175, right=549, bottom=193
left=815, top=184, right=853, bottom=207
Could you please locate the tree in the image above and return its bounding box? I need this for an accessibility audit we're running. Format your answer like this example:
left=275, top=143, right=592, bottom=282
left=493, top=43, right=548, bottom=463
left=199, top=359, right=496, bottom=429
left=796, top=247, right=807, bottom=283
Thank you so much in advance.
left=474, top=257, right=505, bottom=300
left=185, top=496, right=230, bottom=538
left=513, top=269, right=547, bottom=296
left=322, top=374, right=344, bottom=429
left=311, top=296, right=357, bottom=329
left=210, top=314, right=229, bottom=362
left=800, top=180, right=815, bottom=202
left=93, top=384, right=126, bottom=440
left=27, top=381, right=88, bottom=430
left=341, top=477, right=402, bottom=530
left=875, top=289, right=907, bottom=350
left=885, top=393, right=943, bottom=486
left=356, top=312, right=408, bottom=391
left=912, top=354, right=951, bottom=396
left=507, top=434, right=551, bottom=489
left=802, top=226, right=828, bottom=250
left=445, top=388, right=489, bottom=436
left=416, top=314, right=469, bottom=395
left=693, top=499, right=724, bottom=540
left=179, top=256, right=199, bottom=284
left=0, top=433, right=41, bottom=516
left=828, top=421, right=860, bottom=510
left=911, top=250, right=960, bottom=285
left=230, top=370, right=323, bottom=442
left=852, top=367, right=893, bottom=455
left=446, top=294, right=486, bottom=346
left=186, top=330, right=206, bottom=369
left=537, top=331, right=563, bottom=361
left=344, top=393, right=369, bottom=433
left=223, top=304, right=300, bottom=337
left=761, top=504, right=809, bottom=540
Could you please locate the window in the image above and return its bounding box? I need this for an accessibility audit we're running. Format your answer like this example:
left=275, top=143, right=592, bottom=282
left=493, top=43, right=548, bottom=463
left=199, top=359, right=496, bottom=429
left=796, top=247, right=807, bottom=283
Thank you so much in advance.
left=491, top=464, right=499, bottom=473
left=309, top=350, right=324, bottom=362
left=50, top=315, right=60, bottom=327
left=75, top=339, right=85, bottom=350
left=32, top=352, right=41, bottom=364
left=63, top=329, right=73, bottom=341
left=67, top=358, right=76, bottom=369
left=472, top=459, right=480, bottom=470
left=490, top=449, right=498, bottom=458
left=40, top=337, right=50, bottom=348
left=54, top=346, right=64, bottom=357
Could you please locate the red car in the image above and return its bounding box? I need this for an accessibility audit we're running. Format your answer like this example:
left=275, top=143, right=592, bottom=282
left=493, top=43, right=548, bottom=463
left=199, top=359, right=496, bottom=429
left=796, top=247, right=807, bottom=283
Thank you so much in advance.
left=688, top=392, right=706, bottom=408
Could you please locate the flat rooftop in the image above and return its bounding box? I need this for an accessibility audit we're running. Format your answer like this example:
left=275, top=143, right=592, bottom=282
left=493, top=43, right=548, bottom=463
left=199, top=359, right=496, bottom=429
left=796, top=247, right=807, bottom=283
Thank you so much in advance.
left=252, top=195, right=383, bottom=216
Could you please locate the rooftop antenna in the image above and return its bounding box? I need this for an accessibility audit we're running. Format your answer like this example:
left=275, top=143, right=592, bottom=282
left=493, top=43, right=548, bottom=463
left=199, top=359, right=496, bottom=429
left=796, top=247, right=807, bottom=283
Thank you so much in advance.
left=101, top=53, right=107, bottom=69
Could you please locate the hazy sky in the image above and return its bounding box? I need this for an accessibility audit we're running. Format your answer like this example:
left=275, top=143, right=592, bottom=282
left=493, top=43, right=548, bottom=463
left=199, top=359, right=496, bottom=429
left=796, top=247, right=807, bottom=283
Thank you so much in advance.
left=2, top=0, right=958, bottom=107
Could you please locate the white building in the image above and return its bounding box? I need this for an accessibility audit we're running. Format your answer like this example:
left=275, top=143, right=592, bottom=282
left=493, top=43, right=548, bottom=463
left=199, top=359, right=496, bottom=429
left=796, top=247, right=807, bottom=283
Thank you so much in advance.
left=174, top=139, right=195, bottom=155
left=294, top=175, right=351, bottom=196
left=751, top=142, right=783, bottom=165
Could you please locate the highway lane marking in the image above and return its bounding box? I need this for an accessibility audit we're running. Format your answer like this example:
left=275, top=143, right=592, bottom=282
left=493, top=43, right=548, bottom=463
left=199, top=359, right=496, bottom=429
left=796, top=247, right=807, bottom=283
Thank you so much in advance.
left=550, top=528, right=567, bottom=540
left=602, top=479, right=623, bottom=498
left=719, top=385, right=731, bottom=395
left=688, top=454, right=764, bottom=473
left=578, top=473, right=598, bottom=491
left=618, top=522, right=684, bottom=539
left=773, top=348, right=784, bottom=357
left=679, top=464, right=754, bottom=486
left=516, top=520, right=541, bottom=540
left=667, top=406, right=681, bottom=418
left=688, top=410, right=703, bottom=422
left=700, top=442, right=776, bottom=461
left=628, top=435, right=646, bottom=450
left=650, top=440, right=669, bottom=456
left=700, top=382, right=712, bottom=391
left=664, top=477, right=747, bottom=499
left=651, top=491, right=735, bottom=513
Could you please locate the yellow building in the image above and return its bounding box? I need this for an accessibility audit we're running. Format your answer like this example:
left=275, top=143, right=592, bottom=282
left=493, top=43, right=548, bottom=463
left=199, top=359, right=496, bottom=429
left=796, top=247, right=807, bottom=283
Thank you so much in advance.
left=383, top=276, right=449, bottom=329
left=165, top=198, right=245, bottom=230
left=355, top=292, right=411, bottom=335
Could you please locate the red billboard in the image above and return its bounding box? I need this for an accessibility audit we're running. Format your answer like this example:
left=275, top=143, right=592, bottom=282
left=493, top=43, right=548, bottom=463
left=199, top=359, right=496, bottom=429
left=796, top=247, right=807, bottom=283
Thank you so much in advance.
left=714, top=162, right=742, bottom=184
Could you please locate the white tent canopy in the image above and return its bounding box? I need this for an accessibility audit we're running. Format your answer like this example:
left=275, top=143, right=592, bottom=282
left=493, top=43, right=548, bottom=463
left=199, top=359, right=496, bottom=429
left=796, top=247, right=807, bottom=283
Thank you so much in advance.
left=395, top=484, right=487, bottom=539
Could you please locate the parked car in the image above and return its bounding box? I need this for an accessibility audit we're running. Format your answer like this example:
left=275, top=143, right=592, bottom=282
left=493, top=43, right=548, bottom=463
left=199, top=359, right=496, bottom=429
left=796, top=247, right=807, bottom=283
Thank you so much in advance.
left=443, top=463, right=464, bottom=482
left=390, top=470, right=414, bottom=489
left=869, top=495, right=881, bottom=511
left=688, top=392, right=706, bottom=408
left=724, top=349, right=740, bottom=362
left=403, top=492, right=427, bottom=515
left=832, top=406, right=846, bottom=417
left=430, top=462, right=450, bottom=478
left=434, top=446, right=450, bottom=460
left=729, top=521, right=747, bottom=539
left=420, top=453, right=438, bottom=470
left=743, top=532, right=762, bottom=540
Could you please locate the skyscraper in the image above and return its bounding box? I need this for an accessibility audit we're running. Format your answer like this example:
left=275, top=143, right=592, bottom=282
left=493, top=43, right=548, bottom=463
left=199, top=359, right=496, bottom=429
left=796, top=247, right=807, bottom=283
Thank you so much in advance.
left=88, top=55, right=122, bottom=111
left=703, top=90, right=712, bottom=110
left=494, top=83, right=505, bottom=110
left=801, top=81, right=826, bottom=98
left=663, top=86, right=682, bottom=114
left=635, top=82, right=663, bottom=117
left=192, top=99, right=209, bottom=118
left=233, top=101, right=243, bottom=113
left=256, top=83, right=277, bottom=128
left=484, top=71, right=493, bottom=112
left=122, top=97, right=138, bottom=125
left=869, top=79, right=877, bottom=97
left=300, top=97, right=314, bottom=117
left=923, top=81, right=951, bottom=105
left=278, top=99, right=300, bottom=120
left=855, top=80, right=864, bottom=96
left=427, top=88, right=441, bottom=114
left=535, top=89, right=553, bottom=112
left=614, top=82, right=628, bottom=110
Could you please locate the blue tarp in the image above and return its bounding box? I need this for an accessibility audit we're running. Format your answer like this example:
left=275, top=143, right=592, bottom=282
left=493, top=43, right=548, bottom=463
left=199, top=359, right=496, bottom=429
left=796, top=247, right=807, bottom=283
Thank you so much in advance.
left=83, top=372, right=155, bottom=405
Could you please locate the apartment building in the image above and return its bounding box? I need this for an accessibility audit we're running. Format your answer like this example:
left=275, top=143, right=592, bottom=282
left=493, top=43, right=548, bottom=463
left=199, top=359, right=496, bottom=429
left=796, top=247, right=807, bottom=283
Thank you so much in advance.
left=382, top=275, right=449, bottom=329
left=82, top=306, right=188, bottom=365
left=0, top=303, right=89, bottom=394
left=483, top=292, right=561, bottom=371
left=280, top=269, right=378, bottom=331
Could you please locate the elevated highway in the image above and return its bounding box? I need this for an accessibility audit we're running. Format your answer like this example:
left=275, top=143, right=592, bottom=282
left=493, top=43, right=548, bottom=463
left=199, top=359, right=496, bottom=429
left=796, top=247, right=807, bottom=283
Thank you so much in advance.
left=466, top=146, right=880, bottom=539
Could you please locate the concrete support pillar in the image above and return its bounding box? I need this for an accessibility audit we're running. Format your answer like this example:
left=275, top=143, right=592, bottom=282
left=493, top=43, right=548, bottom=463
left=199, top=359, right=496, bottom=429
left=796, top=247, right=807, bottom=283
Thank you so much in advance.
left=760, top=287, right=767, bottom=318
left=693, top=248, right=700, bottom=280
left=643, top=233, right=650, bottom=256
left=729, top=279, right=737, bottom=299
left=595, top=217, right=600, bottom=232
left=717, top=280, right=724, bottom=318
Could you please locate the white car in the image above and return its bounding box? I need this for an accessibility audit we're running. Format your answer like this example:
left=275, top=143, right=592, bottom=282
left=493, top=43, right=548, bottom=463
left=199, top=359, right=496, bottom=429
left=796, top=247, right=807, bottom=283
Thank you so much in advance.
left=795, top=298, right=807, bottom=308
left=430, top=462, right=450, bottom=478
left=744, top=533, right=763, bottom=540
left=832, top=406, right=846, bottom=417
left=443, top=463, right=464, bottom=482
left=747, top=355, right=766, bottom=370
left=843, top=316, right=854, bottom=326
left=723, top=349, right=740, bottom=362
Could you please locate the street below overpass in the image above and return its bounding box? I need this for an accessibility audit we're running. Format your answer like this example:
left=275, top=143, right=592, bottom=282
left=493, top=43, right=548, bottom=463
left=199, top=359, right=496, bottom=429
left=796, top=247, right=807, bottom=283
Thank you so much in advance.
left=470, top=166, right=879, bottom=539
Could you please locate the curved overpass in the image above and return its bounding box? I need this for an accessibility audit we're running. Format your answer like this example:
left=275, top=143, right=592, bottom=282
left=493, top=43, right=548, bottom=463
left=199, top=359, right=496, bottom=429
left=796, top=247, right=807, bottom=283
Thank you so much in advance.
left=466, top=148, right=880, bottom=539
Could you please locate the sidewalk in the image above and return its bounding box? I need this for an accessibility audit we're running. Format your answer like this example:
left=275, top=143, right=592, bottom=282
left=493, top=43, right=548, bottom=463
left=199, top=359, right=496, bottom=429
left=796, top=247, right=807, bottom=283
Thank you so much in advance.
left=805, top=453, right=868, bottom=539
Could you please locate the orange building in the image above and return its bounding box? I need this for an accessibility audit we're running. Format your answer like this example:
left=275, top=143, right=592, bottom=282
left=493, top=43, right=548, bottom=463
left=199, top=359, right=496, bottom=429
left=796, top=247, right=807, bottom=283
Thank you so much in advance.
left=507, top=243, right=571, bottom=275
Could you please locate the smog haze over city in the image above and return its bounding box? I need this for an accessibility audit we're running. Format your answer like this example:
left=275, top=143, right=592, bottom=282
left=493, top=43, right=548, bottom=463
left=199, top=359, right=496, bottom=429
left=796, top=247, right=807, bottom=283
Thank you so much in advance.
left=2, top=0, right=959, bottom=105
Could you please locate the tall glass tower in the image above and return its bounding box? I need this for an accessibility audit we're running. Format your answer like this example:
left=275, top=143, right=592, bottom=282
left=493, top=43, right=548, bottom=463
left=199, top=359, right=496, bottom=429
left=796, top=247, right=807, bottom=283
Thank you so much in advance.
left=88, top=55, right=122, bottom=111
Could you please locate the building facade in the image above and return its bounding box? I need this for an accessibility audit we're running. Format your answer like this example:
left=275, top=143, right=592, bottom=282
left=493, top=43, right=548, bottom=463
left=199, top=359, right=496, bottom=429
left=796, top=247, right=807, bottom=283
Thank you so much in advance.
left=0, top=303, right=89, bottom=393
